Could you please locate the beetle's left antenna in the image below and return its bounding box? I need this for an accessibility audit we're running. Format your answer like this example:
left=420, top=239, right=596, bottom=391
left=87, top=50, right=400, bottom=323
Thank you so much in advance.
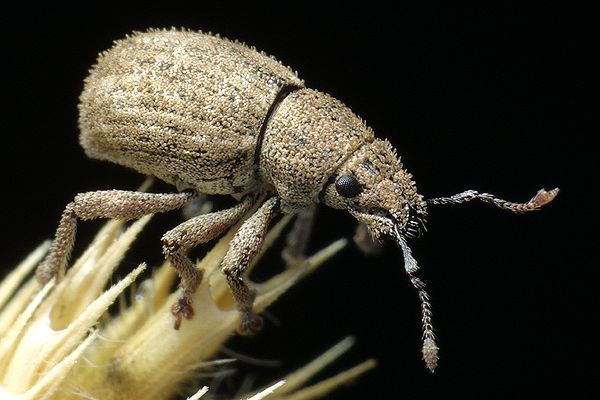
left=395, top=226, right=439, bottom=372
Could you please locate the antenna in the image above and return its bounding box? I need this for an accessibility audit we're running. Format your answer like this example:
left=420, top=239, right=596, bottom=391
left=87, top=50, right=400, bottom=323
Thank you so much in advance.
left=427, top=187, right=559, bottom=211
left=395, top=226, right=438, bottom=372
left=396, top=187, right=558, bottom=372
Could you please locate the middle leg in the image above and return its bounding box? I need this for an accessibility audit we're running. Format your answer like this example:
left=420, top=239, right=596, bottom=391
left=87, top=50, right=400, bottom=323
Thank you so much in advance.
left=162, top=195, right=255, bottom=329
left=222, top=196, right=281, bottom=335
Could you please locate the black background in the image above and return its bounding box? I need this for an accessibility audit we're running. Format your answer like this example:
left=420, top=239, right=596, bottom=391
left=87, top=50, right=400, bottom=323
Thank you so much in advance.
left=0, top=2, right=591, bottom=399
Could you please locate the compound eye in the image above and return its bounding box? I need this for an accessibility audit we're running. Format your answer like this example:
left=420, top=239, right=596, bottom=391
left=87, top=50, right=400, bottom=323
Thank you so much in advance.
left=335, top=175, right=363, bottom=198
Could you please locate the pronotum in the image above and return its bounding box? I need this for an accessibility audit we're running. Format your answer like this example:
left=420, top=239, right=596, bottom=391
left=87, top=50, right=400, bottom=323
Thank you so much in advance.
left=36, top=28, right=558, bottom=372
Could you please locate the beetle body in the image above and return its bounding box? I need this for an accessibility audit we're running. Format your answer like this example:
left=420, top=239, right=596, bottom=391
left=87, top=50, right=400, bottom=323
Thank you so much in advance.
left=80, top=30, right=303, bottom=196
left=38, top=28, right=557, bottom=372
left=80, top=30, right=398, bottom=217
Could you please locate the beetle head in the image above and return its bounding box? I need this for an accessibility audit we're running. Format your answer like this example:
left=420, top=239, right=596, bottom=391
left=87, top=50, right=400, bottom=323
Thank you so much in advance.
left=319, top=137, right=558, bottom=373
left=321, top=139, right=438, bottom=371
left=321, top=138, right=427, bottom=243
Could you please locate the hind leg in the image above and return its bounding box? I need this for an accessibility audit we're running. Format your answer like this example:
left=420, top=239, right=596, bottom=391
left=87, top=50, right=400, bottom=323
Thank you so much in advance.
left=36, top=190, right=195, bottom=284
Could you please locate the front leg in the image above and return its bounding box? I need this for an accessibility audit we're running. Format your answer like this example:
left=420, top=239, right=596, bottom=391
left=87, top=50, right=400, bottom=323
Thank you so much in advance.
left=222, top=196, right=281, bottom=335
left=353, top=223, right=384, bottom=256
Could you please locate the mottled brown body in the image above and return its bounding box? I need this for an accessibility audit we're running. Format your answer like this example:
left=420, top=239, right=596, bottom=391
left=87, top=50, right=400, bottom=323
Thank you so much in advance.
left=79, top=30, right=304, bottom=195
left=79, top=30, right=383, bottom=214
left=37, top=28, right=558, bottom=373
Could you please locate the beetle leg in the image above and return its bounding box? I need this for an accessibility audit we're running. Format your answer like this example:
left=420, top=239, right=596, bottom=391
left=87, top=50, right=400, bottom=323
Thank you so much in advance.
left=161, top=195, right=255, bottom=329
left=281, top=204, right=316, bottom=268
left=36, top=190, right=195, bottom=285
left=222, top=196, right=281, bottom=335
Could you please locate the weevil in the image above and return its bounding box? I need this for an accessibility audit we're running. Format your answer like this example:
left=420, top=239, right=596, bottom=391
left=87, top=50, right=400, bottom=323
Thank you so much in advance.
left=35, top=28, right=558, bottom=372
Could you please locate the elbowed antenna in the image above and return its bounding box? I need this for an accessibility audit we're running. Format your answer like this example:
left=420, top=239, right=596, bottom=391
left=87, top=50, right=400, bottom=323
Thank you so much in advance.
left=396, top=187, right=558, bottom=373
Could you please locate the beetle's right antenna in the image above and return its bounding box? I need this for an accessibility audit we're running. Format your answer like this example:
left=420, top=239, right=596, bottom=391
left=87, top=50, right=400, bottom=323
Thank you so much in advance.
left=427, top=187, right=559, bottom=212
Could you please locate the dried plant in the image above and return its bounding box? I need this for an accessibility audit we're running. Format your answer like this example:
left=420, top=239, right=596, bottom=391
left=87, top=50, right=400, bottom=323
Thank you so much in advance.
left=0, top=205, right=374, bottom=399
